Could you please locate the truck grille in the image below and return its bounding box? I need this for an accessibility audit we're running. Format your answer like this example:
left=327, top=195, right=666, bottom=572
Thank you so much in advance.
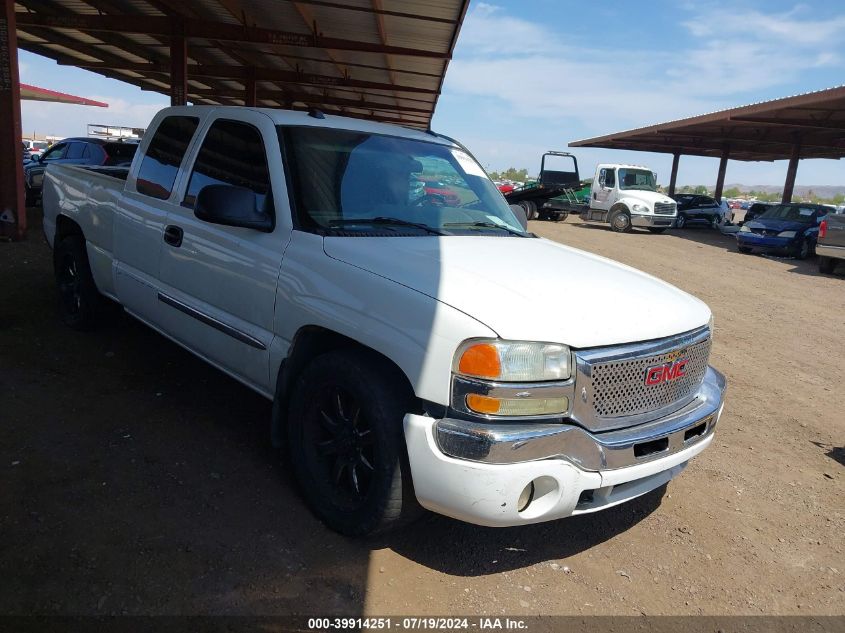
left=572, top=328, right=712, bottom=432
left=654, top=202, right=676, bottom=215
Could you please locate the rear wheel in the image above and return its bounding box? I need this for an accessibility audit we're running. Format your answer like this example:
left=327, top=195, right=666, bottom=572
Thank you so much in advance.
left=53, top=235, right=109, bottom=330
left=819, top=255, right=835, bottom=274
left=520, top=200, right=538, bottom=221
left=287, top=350, right=420, bottom=536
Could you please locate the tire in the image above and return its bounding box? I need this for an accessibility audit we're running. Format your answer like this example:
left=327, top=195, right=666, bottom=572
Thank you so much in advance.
left=737, top=244, right=752, bottom=254
left=520, top=200, right=538, bottom=221
left=818, top=255, right=835, bottom=274
left=25, top=186, right=38, bottom=207
left=53, top=235, right=109, bottom=330
left=609, top=208, right=632, bottom=233
left=675, top=213, right=688, bottom=229
left=647, top=227, right=667, bottom=234
left=794, top=238, right=811, bottom=260
left=710, top=215, right=721, bottom=229
left=287, top=350, right=420, bottom=537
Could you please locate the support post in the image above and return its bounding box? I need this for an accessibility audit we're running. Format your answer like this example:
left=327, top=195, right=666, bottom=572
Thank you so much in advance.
left=170, top=22, right=187, bottom=106
left=244, top=69, right=256, bottom=107
left=0, top=0, right=25, bottom=240
left=668, top=152, right=680, bottom=197
left=714, top=147, right=730, bottom=202
left=782, top=142, right=801, bottom=204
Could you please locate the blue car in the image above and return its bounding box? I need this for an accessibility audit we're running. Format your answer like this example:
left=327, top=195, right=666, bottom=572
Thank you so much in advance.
left=736, top=203, right=828, bottom=259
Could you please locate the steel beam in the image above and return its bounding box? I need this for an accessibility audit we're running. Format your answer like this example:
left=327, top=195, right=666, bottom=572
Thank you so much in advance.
left=13, top=12, right=449, bottom=58
left=783, top=142, right=801, bottom=204
left=668, top=152, right=680, bottom=197
left=187, top=87, right=431, bottom=113
left=714, top=147, right=730, bottom=203
left=1, top=0, right=25, bottom=240
left=170, top=22, right=187, bottom=105
left=61, top=61, right=438, bottom=94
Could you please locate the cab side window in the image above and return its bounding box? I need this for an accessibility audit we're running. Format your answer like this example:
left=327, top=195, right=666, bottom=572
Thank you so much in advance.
left=183, top=119, right=271, bottom=213
left=604, top=168, right=616, bottom=188
left=136, top=116, right=199, bottom=200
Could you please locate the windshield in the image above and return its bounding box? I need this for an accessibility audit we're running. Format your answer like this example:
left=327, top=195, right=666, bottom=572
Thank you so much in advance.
left=280, top=126, right=526, bottom=236
left=758, top=204, right=822, bottom=223
left=618, top=168, right=657, bottom=191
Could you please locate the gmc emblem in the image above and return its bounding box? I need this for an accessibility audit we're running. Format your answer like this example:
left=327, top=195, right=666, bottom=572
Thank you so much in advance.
left=645, top=359, right=688, bottom=385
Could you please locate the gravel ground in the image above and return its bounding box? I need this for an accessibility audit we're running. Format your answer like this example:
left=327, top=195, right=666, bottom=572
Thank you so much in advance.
left=1, top=211, right=843, bottom=617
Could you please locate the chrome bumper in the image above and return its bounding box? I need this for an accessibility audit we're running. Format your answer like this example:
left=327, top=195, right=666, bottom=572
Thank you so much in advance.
left=631, top=213, right=675, bottom=227
left=435, top=366, right=726, bottom=471
left=817, top=243, right=845, bottom=261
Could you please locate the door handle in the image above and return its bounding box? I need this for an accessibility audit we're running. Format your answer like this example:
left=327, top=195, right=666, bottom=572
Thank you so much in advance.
left=163, top=225, right=183, bottom=247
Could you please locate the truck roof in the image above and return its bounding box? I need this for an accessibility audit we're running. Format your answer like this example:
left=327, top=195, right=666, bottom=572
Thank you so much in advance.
left=598, top=163, right=654, bottom=170
left=155, top=105, right=455, bottom=147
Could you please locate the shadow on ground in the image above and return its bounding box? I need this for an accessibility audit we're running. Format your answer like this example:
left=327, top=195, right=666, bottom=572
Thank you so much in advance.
left=0, top=209, right=665, bottom=615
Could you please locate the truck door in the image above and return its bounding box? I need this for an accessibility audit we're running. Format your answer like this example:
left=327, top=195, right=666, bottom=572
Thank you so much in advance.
left=113, top=113, right=201, bottom=325
left=156, top=111, right=290, bottom=394
left=592, top=167, right=615, bottom=215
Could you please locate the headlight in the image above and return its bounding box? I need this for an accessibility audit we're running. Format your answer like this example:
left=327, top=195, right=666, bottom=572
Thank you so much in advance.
left=454, top=340, right=571, bottom=381
left=739, top=225, right=751, bottom=232
left=632, top=203, right=648, bottom=212
left=452, top=340, right=572, bottom=417
left=777, top=231, right=796, bottom=238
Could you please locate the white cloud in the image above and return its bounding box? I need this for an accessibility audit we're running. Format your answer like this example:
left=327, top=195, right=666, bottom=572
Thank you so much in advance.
left=444, top=3, right=845, bottom=133
left=21, top=95, right=166, bottom=139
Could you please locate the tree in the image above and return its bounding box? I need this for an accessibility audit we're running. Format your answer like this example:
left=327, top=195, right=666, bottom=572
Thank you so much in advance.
left=693, top=185, right=708, bottom=195
left=723, top=187, right=742, bottom=198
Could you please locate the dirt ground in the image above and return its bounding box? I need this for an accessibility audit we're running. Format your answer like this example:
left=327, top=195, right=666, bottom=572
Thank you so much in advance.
left=1, top=210, right=843, bottom=618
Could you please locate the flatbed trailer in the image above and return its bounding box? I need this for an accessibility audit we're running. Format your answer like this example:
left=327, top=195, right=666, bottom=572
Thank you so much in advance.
left=504, top=151, right=586, bottom=221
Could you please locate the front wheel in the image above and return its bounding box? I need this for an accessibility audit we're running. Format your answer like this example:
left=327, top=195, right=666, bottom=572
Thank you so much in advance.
left=710, top=215, right=721, bottom=229
left=675, top=213, right=688, bottom=229
left=287, top=350, right=420, bottom=536
left=794, top=238, right=811, bottom=260
left=609, top=209, right=632, bottom=233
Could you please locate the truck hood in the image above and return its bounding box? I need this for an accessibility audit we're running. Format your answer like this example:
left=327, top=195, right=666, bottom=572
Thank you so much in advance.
left=323, top=236, right=710, bottom=348
left=618, top=190, right=675, bottom=207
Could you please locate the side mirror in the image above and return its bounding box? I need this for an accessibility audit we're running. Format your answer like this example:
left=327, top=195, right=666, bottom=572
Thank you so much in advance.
left=509, top=204, right=528, bottom=231
left=194, top=184, right=273, bottom=232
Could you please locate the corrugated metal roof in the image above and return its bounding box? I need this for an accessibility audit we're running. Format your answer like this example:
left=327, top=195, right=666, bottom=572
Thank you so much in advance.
left=570, top=85, right=845, bottom=162
left=13, top=0, right=469, bottom=128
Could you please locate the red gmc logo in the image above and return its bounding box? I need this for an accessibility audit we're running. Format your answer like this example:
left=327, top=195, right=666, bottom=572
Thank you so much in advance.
left=645, top=359, right=688, bottom=385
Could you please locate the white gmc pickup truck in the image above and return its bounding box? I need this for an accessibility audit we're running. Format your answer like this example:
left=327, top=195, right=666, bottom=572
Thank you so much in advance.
left=43, top=106, right=726, bottom=536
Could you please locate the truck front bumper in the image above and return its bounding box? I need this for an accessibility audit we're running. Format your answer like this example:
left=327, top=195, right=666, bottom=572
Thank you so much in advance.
left=631, top=213, right=675, bottom=228
left=404, top=366, right=725, bottom=527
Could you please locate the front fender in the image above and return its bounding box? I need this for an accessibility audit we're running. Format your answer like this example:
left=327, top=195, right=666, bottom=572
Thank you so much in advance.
left=271, top=231, right=497, bottom=407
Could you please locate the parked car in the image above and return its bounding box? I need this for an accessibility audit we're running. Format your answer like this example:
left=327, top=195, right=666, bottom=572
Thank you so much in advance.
left=42, top=106, right=726, bottom=536
left=736, top=203, right=828, bottom=259
left=817, top=210, right=845, bottom=274
left=22, top=139, right=50, bottom=161
left=421, top=179, right=462, bottom=206
left=670, top=194, right=723, bottom=228
left=23, top=137, right=138, bottom=205
left=740, top=202, right=774, bottom=224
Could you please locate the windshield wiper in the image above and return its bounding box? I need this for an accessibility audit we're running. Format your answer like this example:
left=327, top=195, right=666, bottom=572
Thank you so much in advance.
left=443, top=221, right=529, bottom=237
left=328, top=217, right=448, bottom=236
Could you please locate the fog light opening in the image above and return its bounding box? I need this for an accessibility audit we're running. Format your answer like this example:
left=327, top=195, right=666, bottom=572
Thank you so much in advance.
left=517, top=481, right=535, bottom=513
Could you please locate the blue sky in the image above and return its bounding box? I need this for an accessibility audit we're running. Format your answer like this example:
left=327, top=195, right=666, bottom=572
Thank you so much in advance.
left=18, top=0, right=845, bottom=186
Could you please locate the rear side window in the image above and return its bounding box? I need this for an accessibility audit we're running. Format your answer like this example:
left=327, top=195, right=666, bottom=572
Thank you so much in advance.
left=183, top=119, right=270, bottom=211
left=65, top=142, right=86, bottom=160
left=104, top=142, right=138, bottom=166
left=136, top=116, right=198, bottom=200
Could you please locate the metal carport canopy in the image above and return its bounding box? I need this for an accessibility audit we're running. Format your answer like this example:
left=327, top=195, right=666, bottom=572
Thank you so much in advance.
left=568, top=85, right=845, bottom=203
left=568, top=85, right=845, bottom=162
left=1, top=0, right=470, bottom=240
